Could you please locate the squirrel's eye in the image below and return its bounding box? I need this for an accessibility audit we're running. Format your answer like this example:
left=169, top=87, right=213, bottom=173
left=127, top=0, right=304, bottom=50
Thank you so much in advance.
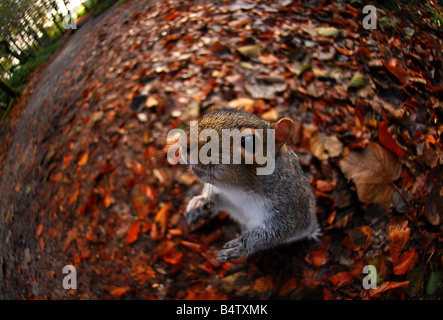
left=240, top=135, right=256, bottom=153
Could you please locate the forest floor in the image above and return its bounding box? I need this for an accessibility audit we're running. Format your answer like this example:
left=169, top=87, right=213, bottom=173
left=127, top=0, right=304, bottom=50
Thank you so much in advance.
left=0, top=0, right=442, bottom=299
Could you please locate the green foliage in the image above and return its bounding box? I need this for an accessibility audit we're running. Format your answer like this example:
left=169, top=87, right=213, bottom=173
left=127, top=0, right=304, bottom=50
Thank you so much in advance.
left=8, top=37, right=66, bottom=90
left=0, top=36, right=66, bottom=114
left=90, top=0, right=122, bottom=17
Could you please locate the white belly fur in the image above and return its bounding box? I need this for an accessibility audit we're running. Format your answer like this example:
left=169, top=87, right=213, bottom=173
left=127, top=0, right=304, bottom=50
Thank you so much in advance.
left=213, top=185, right=269, bottom=230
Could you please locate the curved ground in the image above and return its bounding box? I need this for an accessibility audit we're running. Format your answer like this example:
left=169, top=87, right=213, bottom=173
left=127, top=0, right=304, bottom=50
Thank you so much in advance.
left=0, top=0, right=442, bottom=299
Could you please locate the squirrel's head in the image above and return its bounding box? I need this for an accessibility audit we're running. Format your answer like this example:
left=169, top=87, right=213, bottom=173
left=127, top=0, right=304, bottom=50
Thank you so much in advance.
left=186, top=108, right=294, bottom=188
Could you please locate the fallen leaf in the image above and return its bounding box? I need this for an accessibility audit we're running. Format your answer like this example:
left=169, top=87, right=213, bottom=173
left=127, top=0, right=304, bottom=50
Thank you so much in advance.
left=36, top=224, right=44, bottom=237
left=151, top=203, right=171, bottom=240
left=237, top=44, right=262, bottom=59
left=261, top=108, right=279, bottom=121
left=163, top=250, right=183, bottom=264
left=180, top=240, right=203, bottom=252
left=384, top=63, right=409, bottom=84
left=279, top=277, right=298, bottom=296
left=378, top=121, right=406, bottom=158
left=388, top=219, right=410, bottom=264
left=393, top=247, right=416, bottom=275
left=426, top=272, right=443, bottom=295
left=252, top=276, right=273, bottom=293
left=127, top=220, right=142, bottom=244
left=305, top=250, right=328, bottom=267
left=227, top=97, right=255, bottom=113
left=369, top=281, right=409, bottom=298
left=110, top=286, right=131, bottom=297
left=424, top=181, right=442, bottom=225
left=146, top=96, right=158, bottom=108
left=310, top=132, right=343, bottom=160
left=347, top=72, right=365, bottom=89
left=341, top=226, right=372, bottom=251
left=258, top=53, right=279, bottom=64
left=339, top=142, right=402, bottom=208
left=317, top=27, right=340, bottom=37
left=300, top=269, right=321, bottom=290
left=329, top=271, right=353, bottom=287
left=78, top=152, right=89, bottom=166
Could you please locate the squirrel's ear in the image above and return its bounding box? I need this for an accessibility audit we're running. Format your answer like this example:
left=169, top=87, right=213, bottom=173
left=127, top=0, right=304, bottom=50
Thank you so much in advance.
left=272, top=118, right=294, bottom=146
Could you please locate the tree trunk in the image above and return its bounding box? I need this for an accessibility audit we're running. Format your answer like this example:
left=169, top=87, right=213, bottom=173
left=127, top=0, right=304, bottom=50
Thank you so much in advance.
left=51, top=13, right=65, bottom=34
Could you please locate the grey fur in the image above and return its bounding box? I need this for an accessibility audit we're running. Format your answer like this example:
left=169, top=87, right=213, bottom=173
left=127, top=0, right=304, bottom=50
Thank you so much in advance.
left=184, top=109, right=320, bottom=262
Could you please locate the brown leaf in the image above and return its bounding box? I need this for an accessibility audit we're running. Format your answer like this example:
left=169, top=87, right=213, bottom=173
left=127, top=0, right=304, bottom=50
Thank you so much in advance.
left=329, top=271, right=353, bottom=287
left=342, top=226, right=372, bottom=251
left=384, top=63, right=409, bottom=84
left=227, top=97, right=255, bottom=113
left=279, top=278, right=298, bottom=296
left=369, top=281, right=409, bottom=298
left=305, top=250, right=328, bottom=267
left=378, top=121, right=407, bottom=158
left=150, top=203, right=171, bottom=240
left=339, top=142, right=402, bottom=208
left=252, top=276, right=273, bottom=293
left=237, top=44, right=262, bottom=59
left=300, top=269, right=321, bottom=290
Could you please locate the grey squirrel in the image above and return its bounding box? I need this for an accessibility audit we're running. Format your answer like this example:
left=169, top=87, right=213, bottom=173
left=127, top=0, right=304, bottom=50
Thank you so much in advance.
left=183, top=108, right=320, bottom=262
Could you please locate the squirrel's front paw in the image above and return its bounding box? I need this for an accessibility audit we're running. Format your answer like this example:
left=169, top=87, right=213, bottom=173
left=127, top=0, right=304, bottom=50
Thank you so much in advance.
left=184, top=196, right=213, bottom=229
left=216, top=237, right=247, bottom=262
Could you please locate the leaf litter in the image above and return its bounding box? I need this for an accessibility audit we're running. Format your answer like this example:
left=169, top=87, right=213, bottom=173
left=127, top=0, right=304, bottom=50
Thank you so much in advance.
left=0, top=0, right=442, bottom=300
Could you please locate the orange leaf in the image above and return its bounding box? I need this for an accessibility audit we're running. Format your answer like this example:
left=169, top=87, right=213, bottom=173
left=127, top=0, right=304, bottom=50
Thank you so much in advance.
left=141, top=184, right=155, bottom=200
left=180, top=240, right=203, bottom=252
left=110, top=286, right=131, bottom=297
left=103, top=191, right=113, bottom=208
left=329, top=271, right=353, bottom=287
left=388, top=220, right=410, bottom=264
left=127, top=220, right=142, bottom=244
left=36, top=224, right=44, bottom=237
left=163, top=250, right=183, bottom=264
left=62, top=152, right=72, bottom=169
left=68, top=188, right=79, bottom=205
left=305, top=250, right=328, bottom=267
left=151, top=203, right=170, bottom=240
left=78, top=152, right=89, bottom=166
left=393, top=247, right=416, bottom=275
left=168, top=228, right=183, bottom=237
left=252, top=275, right=274, bottom=293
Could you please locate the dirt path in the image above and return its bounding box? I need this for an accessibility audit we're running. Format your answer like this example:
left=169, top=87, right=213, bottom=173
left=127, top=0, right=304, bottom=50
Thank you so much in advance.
left=0, top=2, right=137, bottom=299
